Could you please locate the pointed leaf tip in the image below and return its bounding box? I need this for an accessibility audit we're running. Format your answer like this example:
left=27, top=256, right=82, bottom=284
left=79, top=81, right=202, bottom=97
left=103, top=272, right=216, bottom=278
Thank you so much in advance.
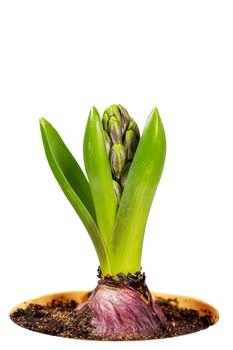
left=39, top=117, right=46, bottom=127
left=89, top=106, right=99, bottom=119
left=149, top=107, right=160, bottom=122
left=40, top=117, right=52, bottom=131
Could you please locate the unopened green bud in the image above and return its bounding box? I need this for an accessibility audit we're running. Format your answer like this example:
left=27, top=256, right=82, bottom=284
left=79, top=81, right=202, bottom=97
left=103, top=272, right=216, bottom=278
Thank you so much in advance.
left=109, top=117, right=122, bottom=144
left=113, top=180, right=122, bottom=205
left=124, top=130, right=138, bottom=161
left=110, top=144, right=126, bottom=180
left=120, top=162, right=131, bottom=189
left=128, top=120, right=140, bottom=140
left=103, top=130, right=112, bottom=157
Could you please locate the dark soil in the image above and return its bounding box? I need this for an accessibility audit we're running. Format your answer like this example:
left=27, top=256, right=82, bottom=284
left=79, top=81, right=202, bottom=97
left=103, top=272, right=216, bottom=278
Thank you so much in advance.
left=10, top=296, right=213, bottom=340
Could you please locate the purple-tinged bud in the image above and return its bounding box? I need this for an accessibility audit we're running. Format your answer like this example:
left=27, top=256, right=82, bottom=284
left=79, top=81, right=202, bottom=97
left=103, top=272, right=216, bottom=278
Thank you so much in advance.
left=104, top=105, right=121, bottom=123
left=103, top=130, right=112, bottom=158
left=124, top=130, right=138, bottom=161
left=128, top=119, right=140, bottom=141
left=117, top=104, right=131, bottom=134
left=110, top=144, right=126, bottom=180
left=120, top=162, right=131, bottom=189
left=109, top=117, right=122, bottom=144
left=113, top=180, right=122, bottom=205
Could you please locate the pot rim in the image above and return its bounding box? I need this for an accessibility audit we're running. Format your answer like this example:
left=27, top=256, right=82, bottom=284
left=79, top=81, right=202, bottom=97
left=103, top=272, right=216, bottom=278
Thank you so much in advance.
left=10, top=290, right=219, bottom=326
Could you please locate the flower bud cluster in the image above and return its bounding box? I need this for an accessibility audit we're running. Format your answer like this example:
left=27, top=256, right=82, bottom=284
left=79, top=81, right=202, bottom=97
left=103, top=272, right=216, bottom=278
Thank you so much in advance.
left=102, top=104, right=140, bottom=203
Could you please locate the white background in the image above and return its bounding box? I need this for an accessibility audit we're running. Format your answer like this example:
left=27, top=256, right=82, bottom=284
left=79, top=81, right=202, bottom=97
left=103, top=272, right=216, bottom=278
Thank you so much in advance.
left=0, top=0, right=232, bottom=349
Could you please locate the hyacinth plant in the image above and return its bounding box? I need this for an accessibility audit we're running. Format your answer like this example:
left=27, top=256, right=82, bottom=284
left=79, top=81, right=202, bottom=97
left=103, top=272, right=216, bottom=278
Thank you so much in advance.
left=40, top=104, right=166, bottom=340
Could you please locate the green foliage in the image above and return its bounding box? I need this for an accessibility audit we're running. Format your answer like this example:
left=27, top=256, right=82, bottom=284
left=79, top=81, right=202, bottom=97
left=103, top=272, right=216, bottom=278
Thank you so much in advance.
left=40, top=106, right=166, bottom=276
left=40, top=118, right=111, bottom=274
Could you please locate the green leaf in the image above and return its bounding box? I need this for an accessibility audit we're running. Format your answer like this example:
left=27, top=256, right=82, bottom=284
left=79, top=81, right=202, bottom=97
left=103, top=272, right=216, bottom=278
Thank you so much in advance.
left=40, top=118, right=111, bottom=274
left=40, top=118, right=95, bottom=219
left=83, top=107, right=117, bottom=246
left=109, top=108, right=166, bottom=274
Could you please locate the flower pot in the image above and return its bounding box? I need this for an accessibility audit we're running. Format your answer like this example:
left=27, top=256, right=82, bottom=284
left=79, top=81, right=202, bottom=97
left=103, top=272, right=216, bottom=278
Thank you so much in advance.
left=10, top=290, right=219, bottom=341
